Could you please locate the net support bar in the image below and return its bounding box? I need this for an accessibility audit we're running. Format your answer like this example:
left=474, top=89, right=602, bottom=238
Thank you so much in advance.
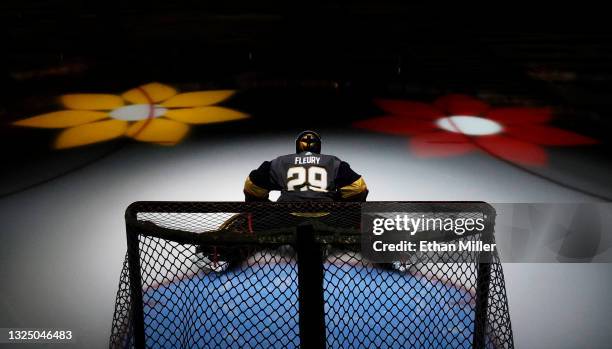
left=472, top=231, right=493, bottom=349
left=296, top=224, right=327, bottom=349
left=126, top=228, right=146, bottom=349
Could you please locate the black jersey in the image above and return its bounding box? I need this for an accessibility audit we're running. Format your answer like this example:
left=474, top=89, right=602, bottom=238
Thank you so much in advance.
left=245, top=151, right=367, bottom=202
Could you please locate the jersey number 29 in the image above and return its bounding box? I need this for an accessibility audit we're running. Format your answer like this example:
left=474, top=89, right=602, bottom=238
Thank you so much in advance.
left=287, top=166, right=328, bottom=192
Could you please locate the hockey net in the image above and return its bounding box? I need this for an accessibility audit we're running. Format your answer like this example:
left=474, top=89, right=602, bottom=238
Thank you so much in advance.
left=109, top=202, right=513, bottom=349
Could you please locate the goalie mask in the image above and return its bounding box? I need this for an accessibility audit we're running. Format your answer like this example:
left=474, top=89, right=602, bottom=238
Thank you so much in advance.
left=295, top=130, right=321, bottom=154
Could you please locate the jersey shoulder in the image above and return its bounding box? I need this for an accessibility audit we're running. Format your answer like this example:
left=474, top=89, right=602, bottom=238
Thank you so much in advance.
left=271, top=153, right=298, bottom=163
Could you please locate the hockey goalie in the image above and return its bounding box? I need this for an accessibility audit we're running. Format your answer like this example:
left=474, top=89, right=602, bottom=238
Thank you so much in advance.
left=244, top=130, right=368, bottom=202
left=194, top=130, right=368, bottom=272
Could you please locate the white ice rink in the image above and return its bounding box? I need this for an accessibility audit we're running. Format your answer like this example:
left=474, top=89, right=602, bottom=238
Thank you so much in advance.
left=1, top=130, right=611, bottom=348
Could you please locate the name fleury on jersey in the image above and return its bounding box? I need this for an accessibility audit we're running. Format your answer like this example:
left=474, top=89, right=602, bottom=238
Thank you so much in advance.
left=294, top=155, right=321, bottom=165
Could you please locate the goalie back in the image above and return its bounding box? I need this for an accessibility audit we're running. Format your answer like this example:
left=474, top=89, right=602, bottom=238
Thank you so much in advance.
left=245, top=151, right=368, bottom=202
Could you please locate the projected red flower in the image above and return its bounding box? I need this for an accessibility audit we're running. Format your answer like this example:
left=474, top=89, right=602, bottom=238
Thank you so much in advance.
left=354, top=94, right=597, bottom=166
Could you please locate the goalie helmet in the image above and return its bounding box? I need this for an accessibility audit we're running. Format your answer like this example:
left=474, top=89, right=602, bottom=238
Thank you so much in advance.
left=295, top=130, right=321, bottom=154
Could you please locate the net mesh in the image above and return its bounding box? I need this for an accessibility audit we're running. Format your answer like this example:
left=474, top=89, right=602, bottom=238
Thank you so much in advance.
left=110, top=202, right=513, bottom=349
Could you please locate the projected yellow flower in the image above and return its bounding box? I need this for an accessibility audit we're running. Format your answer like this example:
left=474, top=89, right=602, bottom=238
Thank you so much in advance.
left=12, top=82, right=248, bottom=149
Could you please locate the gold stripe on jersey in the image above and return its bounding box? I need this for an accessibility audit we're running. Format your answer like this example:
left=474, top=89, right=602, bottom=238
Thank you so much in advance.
left=244, top=177, right=269, bottom=198
left=340, top=177, right=367, bottom=199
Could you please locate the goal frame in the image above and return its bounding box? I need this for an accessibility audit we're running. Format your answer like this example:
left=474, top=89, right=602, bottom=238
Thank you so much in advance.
left=116, top=201, right=511, bottom=349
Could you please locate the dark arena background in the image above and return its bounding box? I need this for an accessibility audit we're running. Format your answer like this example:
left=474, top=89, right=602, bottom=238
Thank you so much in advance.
left=1, top=3, right=612, bottom=349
